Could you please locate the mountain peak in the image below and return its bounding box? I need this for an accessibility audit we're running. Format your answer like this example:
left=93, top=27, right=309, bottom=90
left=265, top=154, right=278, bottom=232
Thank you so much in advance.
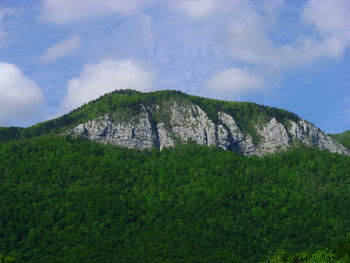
left=1, top=89, right=349, bottom=156
left=63, top=90, right=348, bottom=156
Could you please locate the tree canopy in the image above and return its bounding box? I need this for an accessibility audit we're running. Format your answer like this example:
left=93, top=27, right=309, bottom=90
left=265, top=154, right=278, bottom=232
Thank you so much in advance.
left=1, top=136, right=350, bottom=262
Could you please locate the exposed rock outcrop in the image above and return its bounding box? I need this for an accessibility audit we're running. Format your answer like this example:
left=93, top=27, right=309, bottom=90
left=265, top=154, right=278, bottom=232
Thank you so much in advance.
left=67, top=102, right=350, bottom=156
left=69, top=107, right=158, bottom=150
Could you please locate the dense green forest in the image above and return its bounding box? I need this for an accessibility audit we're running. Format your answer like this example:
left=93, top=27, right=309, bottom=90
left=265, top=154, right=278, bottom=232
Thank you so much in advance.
left=1, top=135, right=350, bottom=262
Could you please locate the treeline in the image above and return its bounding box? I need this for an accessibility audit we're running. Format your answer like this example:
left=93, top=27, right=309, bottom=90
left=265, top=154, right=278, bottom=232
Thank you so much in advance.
left=1, top=136, right=350, bottom=262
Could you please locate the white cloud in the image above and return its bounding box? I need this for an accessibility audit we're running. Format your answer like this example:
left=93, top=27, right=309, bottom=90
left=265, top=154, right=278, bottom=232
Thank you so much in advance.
left=203, top=0, right=350, bottom=99
left=41, top=0, right=156, bottom=24
left=302, top=0, right=350, bottom=58
left=171, top=0, right=221, bottom=20
left=0, top=62, right=44, bottom=125
left=224, top=1, right=297, bottom=68
left=226, top=6, right=281, bottom=67
left=42, top=35, right=81, bottom=62
left=224, top=0, right=350, bottom=68
left=303, top=0, right=350, bottom=36
left=61, top=60, right=156, bottom=112
left=204, top=68, right=266, bottom=99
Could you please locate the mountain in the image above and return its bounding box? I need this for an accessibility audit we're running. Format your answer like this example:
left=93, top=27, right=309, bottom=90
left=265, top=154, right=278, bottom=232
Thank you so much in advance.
left=1, top=89, right=348, bottom=156
left=1, top=90, right=350, bottom=262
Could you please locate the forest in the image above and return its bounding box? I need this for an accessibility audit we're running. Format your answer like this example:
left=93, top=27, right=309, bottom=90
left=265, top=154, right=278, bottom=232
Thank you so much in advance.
left=1, top=135, right=350, bottom=262
left=332, top=131, right=350, bottom=150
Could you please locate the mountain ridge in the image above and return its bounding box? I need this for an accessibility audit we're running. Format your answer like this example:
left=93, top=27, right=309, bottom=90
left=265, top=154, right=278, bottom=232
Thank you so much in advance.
left=1, top=89, right=348, bottom=156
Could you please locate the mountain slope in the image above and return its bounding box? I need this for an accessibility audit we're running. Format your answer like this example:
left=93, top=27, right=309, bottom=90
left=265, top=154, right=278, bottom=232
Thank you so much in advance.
left=1, top=90, right=348, bottom=156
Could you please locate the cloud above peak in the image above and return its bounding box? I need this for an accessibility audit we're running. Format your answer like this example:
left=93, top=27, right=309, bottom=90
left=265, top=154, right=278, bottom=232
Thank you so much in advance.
left=61, top=60, right=156, bottom=112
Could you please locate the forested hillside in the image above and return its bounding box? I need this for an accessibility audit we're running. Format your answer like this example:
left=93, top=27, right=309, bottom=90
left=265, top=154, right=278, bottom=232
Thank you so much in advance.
left=1, top=136, right=350, bottom=262
left=333, top=131, right=350, bottom=150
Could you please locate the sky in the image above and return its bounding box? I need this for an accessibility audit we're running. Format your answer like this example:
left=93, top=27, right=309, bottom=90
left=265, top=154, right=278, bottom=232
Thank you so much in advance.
left=0, top=0, right=349, bottom=133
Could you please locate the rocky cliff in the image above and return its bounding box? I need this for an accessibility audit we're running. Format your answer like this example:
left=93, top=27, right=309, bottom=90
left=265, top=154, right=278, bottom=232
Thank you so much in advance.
left=66, top=94, right=349, bottom=156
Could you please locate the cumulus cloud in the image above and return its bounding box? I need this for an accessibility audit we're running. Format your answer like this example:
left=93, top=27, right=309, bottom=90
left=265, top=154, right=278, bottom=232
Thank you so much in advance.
left=302, top=0, right=350, bottom=58
left=203, top=0, right=350, bottom=98
left=61, top=60, right=156, bottom=112
left=303, top=0, right=350, bottom=37
left=204, top=68, right=266, bottom=100
left=224, top=1, right=287, bottom=67
left=225, top=0, right=350, bottom=68
left=41, top=0, right=156, bottom=24
left=0, top=62, right=44, bottom=125
left=42, top=35, right=81, bottom=62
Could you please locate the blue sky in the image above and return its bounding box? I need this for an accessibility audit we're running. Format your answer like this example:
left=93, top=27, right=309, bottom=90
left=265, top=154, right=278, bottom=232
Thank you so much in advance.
left=0, top=0, right=349, bottom=133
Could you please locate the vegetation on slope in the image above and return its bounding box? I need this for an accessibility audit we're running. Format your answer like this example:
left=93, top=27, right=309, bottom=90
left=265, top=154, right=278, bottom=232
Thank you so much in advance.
left=263, top=244, right=350, bottom=263
left=332, top=130, right=350, bottom=149
left=1, top=136, right=350, bottom=262
left=0, top=90, right=301, bottom=143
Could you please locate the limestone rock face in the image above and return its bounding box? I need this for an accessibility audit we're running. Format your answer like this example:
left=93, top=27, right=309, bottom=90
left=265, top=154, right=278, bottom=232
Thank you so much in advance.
left=256, top=118, right=291, bottom=155
left=168, top=104, right=217, bottom=147
left=288, top=120, right=349, bottom=155
left=67, top=102, right=350, bottom=156
left=217, top=111, right=256, bottom=155
left=156, top=123, right=174, bottom=150
left=69, top=107, right=158, bottom=150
